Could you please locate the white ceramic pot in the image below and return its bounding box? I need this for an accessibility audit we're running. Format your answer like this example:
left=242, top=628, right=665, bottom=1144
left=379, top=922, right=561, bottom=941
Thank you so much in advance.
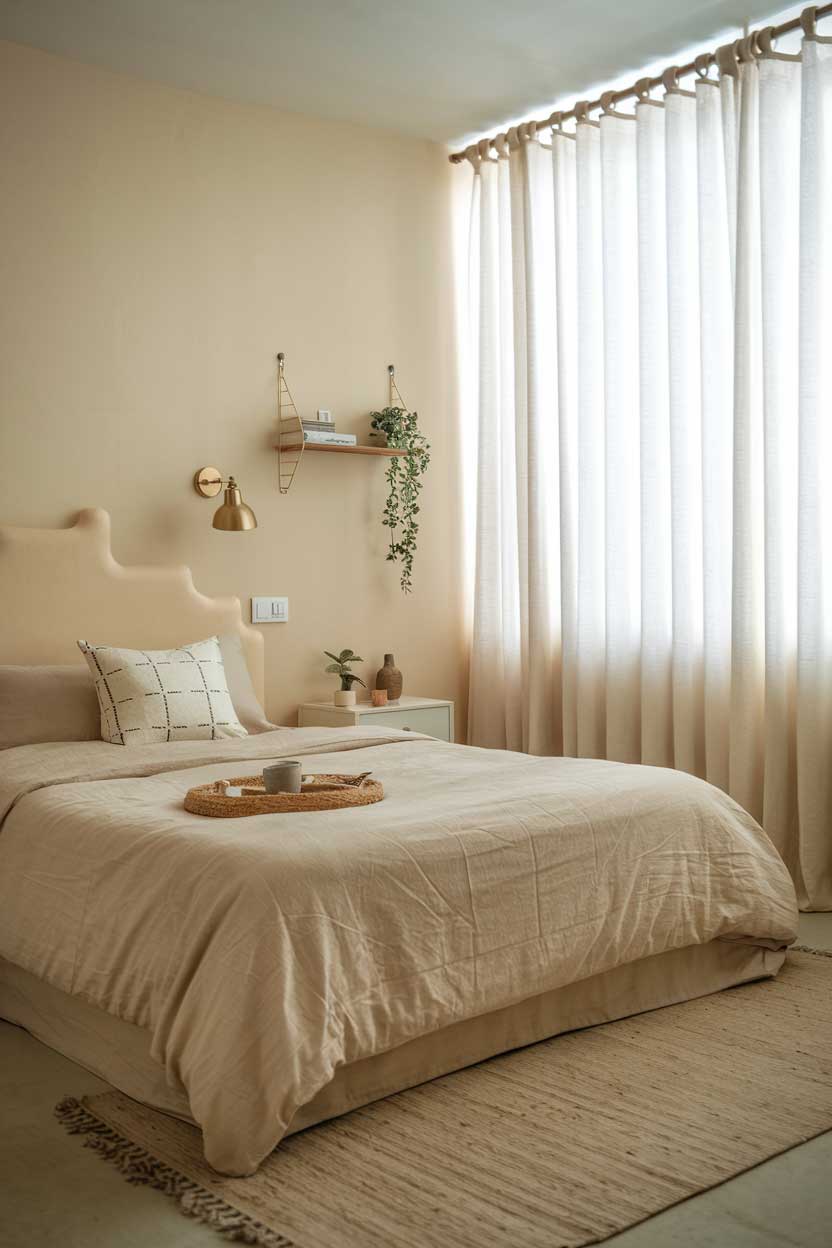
left=334, top=689, right=356, bottom=707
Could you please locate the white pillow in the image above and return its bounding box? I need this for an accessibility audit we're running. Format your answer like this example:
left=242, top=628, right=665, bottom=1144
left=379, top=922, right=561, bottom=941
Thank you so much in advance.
left=78, top=636, right=247, bottom=746
left=217, top=632, right=275, bottom=733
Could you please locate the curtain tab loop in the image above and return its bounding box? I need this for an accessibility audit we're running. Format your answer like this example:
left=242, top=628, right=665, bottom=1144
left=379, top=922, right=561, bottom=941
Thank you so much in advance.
left=463, top=144, right=481, bottom=172
left=600, top=90, right=636, bottom=120
left=716, top=41, right=739, bottom=77
left=634, top=76, right=664, bottom=108
left=801, top=5, right=832, bottom=41
left=508, top=122, right=535, bottom=147
left=547, top=111, right=576, bottom=141
left=758, top=26, right=775, bottom=55
left=736, top=34, right=758, bottom=63
left=493, top=132, right=510, bottom=159
left=694, top=53, right=715, bottom=81
left=661, top=66, right=696, bottom=98
left=801, top=6, right=817, bottom=38
left=758, top=25, right=802, bottom=60
left=476, top=137, right=498, bottom=165
left=575, top=100, right=600, bottom=128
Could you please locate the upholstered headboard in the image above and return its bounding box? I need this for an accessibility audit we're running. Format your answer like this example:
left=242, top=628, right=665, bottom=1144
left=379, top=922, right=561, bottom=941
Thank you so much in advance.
left=0, top=509, right=264, bottom=703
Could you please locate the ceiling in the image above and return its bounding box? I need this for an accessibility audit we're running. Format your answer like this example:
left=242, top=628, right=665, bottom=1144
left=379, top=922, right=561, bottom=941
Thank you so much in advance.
left=0, top=0, right=790, bottom=148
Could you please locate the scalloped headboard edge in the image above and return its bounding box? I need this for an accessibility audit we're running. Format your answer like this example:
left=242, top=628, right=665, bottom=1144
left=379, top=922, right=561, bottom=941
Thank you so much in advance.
left=0, top=509, right=264, bottom=704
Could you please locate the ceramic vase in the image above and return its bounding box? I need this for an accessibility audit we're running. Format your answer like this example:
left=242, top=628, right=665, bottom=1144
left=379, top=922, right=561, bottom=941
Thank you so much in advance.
left=376, top=653, right=403, bottom=702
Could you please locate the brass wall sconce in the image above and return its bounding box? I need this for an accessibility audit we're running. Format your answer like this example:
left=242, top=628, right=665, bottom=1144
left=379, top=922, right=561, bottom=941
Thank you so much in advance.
left=193, top=467, right=258, bottom=531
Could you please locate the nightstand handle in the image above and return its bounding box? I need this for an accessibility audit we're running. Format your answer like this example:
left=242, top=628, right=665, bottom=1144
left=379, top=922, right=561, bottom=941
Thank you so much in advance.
left=403, top=726, right=411, bottom=731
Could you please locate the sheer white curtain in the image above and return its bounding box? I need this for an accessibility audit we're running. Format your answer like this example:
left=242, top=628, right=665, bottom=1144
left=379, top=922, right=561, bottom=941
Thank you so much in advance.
left=465, top=24, right=832, bottom=910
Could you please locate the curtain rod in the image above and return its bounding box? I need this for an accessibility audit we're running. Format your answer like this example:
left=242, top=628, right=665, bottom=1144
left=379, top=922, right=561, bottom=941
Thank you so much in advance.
left=448, top=2, right=832, bottom=164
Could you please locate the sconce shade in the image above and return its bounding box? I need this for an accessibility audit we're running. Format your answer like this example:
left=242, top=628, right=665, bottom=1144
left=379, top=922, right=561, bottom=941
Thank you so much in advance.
left=213, top=479, right=258, bottom=531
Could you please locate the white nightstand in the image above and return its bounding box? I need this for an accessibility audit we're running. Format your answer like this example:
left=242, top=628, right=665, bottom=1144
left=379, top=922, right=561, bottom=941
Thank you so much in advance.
left=298, top=696, right=454, bottom=742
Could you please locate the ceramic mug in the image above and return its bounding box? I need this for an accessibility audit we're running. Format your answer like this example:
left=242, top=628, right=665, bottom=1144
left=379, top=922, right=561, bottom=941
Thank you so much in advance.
left=263, top=760, right=302, bottom=794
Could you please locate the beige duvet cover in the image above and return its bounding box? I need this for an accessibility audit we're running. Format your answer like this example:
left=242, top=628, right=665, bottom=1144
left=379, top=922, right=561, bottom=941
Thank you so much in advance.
left=0, top=729, right=798, bottom=1175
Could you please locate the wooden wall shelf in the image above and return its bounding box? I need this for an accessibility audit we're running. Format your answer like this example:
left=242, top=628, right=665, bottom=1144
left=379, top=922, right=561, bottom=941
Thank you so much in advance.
left=276, top=443, right=408, bottom=457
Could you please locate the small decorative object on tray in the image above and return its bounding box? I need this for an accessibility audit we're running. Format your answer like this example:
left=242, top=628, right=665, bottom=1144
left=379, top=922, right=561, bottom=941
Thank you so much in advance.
left=185, top=773, right=382, bottom=817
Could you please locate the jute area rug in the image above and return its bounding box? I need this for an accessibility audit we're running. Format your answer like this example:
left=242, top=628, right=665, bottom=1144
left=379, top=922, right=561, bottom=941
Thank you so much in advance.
left=57, top=949, right=832, bottom=1248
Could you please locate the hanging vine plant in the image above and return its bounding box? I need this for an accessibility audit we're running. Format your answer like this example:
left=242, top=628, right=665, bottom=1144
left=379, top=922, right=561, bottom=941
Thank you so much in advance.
left=369, top=405, right=430, bottom=594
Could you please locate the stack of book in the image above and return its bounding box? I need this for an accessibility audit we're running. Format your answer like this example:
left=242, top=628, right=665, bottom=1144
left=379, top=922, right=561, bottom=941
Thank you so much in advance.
left=301, top=415, right=356, bottom=446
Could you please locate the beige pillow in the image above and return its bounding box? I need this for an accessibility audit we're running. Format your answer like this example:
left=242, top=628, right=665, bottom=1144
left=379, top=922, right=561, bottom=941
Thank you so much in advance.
left=217, top=632, right=274, bottom=733
left=0, top=665, right=101, bottom=749
left=78, top=636, right=247, bottom=746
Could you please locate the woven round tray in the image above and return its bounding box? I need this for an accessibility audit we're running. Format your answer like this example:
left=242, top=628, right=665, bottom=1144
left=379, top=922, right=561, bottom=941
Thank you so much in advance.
left=183, top=774, right=384, bottom=818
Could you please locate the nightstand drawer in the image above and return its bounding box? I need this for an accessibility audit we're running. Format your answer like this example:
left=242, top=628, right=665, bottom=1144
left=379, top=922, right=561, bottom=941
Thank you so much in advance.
left=358, top=705, right=451, bottom=741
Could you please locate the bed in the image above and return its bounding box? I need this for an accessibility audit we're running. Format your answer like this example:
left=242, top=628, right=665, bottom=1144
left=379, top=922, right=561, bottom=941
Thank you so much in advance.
left=0, top=511, right=799, bottom=1177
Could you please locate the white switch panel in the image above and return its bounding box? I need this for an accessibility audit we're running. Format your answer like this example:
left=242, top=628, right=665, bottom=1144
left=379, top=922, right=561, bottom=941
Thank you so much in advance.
left=251, top=596, right=289, bottom=624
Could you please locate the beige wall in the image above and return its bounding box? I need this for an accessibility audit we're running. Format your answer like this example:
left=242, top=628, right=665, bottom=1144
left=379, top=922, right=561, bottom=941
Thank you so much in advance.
left=0, top=40, right=466, bottom=731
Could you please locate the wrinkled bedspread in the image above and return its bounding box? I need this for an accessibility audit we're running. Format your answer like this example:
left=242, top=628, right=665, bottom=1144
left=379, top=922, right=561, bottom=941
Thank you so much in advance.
left=0, top=728, right=798, bottom=1173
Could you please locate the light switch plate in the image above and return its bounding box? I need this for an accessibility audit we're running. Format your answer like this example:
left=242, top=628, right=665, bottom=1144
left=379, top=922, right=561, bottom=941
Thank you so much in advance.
left=251, top=596, right=289, bottom=624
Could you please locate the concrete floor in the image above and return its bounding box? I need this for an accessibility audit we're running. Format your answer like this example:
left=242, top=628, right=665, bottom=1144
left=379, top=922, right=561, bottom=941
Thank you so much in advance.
left=1, top=913, right=831, bottom=1248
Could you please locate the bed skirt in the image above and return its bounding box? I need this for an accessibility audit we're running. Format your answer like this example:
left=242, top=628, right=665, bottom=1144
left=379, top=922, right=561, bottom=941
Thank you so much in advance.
left=1, top=940, right=784, bottom=1139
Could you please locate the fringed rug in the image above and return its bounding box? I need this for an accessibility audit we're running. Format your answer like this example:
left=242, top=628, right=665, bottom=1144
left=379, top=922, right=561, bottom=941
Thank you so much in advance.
left=56, top=948, right=832, bottom=1248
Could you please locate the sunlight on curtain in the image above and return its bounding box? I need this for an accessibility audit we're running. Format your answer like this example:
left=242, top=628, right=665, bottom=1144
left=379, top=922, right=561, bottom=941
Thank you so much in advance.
left=465, top=30, right=832, bottom=909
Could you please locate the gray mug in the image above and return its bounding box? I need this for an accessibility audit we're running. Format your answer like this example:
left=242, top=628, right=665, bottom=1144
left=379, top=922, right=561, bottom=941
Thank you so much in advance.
left=263, top=760, right=302, bottom=794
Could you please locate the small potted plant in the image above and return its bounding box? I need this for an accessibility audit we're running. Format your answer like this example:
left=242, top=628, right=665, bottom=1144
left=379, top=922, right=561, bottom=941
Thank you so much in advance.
left=324, top=649, right=367, bottom=706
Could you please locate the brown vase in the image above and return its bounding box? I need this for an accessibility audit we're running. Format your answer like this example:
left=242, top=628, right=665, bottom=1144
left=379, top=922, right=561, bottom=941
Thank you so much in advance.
left=376, top=653, right=403, bottom=702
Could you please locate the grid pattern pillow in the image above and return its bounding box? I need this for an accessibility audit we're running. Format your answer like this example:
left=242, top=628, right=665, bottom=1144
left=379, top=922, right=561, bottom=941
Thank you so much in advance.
left=78, top=636, right=247, bottom=746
